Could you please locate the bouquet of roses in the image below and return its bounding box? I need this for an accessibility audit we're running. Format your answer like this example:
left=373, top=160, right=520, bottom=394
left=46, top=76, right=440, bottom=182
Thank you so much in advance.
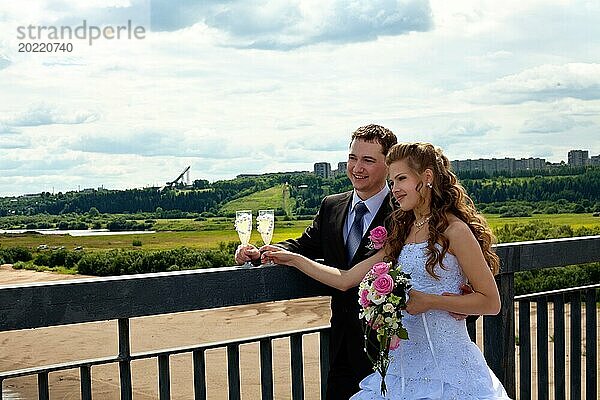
left=358, top=228, right=411, bottom=395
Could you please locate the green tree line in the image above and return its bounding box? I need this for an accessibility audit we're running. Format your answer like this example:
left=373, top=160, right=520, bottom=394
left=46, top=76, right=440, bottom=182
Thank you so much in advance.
left=0, top=173, right=316, bottom=216
left=1, top=167, right=599, bottom=217
left=461, top=168, right=600, bottom=203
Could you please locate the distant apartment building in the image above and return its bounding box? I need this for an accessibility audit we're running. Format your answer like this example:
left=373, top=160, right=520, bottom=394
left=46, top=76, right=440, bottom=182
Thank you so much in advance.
left=514, top=157, right=546, bottom=171
left=335, top=162, right=348, bottom=176
left=313, top=162, right=332, bottom=178
left=321, top=149, right=595, bottom=178
left=451, top=157, right=546, bottom=173
left=568, top=150, right=589, bottom=166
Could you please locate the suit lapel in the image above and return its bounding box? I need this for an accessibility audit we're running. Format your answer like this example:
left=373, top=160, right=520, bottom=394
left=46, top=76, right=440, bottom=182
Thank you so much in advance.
left=331, top=192, right=352, bottom=267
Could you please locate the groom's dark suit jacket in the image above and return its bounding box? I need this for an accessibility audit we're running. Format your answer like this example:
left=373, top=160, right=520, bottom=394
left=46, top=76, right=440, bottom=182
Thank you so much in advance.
left=278, top=190, right=393, bottom=399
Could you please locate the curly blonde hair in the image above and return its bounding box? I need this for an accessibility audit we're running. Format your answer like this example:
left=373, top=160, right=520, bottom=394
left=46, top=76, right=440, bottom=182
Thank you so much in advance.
left=384, top=143, right=500, bottom=278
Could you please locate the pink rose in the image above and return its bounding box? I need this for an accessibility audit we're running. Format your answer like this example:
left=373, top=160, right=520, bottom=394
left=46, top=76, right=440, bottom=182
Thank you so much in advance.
left=372, top=274, right=394, bottom=295
left=359, top=289, right=371, bottom=307
left=368, top=226, right=388, bottom=249
left=371, top=262, right=390, bottom=276
left=389, top=335, right=401, bottom=350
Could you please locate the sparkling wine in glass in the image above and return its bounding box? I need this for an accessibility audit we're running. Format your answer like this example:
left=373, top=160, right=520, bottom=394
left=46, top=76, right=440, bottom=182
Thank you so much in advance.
left=257, top=209, right=275, bottom=265
left=235, top=210, right=253, bottom=267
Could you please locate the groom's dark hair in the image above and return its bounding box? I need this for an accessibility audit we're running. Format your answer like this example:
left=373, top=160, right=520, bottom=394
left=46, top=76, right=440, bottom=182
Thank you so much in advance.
left=350, top=124, right=397, bottom=155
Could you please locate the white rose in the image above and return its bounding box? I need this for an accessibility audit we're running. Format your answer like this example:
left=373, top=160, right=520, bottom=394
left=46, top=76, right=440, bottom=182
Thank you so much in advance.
left=368, top=292, right=386, bottom=305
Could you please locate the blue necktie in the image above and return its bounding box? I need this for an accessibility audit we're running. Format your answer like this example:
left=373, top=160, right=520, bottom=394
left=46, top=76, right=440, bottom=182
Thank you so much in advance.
left=346, top=202, right=368, bottom=263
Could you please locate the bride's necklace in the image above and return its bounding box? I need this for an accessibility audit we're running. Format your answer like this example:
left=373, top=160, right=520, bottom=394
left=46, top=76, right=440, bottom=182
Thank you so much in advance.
left=413, top=215, right=431, bottom=230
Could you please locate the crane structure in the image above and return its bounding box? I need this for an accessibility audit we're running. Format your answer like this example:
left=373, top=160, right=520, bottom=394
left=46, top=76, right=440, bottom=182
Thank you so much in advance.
left=167, top=166, right=191, bottom=186
left=160, top=166, right=191, bottom=191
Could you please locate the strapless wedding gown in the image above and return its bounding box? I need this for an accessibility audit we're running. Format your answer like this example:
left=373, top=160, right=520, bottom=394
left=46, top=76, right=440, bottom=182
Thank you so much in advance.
left=351, top=242, right=511, bottom=400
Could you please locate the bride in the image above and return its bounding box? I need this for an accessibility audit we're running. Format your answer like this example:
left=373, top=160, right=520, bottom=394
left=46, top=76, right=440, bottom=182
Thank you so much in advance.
left=262, top=142, right=512, bottom=399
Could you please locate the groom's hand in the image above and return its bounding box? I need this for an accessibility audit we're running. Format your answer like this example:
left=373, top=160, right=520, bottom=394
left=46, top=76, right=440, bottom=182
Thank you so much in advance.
left=235, top=244, right=260, bottom=265
left=442, top=284, right=474, bottom=320
left=259, top=245, right=294, bottom=266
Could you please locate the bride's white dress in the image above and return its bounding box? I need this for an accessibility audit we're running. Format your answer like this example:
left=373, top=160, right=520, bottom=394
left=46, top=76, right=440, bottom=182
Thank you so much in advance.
left=351, top=242, right=511, bottom=400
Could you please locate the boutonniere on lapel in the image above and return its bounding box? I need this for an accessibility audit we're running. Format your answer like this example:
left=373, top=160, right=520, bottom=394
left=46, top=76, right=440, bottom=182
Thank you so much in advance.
left=367, top=226, right=388, bottom=250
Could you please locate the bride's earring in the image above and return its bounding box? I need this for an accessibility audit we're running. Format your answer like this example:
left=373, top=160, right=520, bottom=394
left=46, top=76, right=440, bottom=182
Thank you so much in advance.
left=426, top=182, right=432, bottom=189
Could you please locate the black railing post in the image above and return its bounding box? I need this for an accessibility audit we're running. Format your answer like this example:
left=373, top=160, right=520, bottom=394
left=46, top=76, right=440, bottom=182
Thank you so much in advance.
left=484, top=272, right=515, bottom=398
left=227, top=344, right=241, bottom=400
left=290, top=333, right=304, bottom=400
left=570, top=293, right=582, bottom=400
left=518, top=300, right=531, bottom=400
left=158, top=355, right=171, bottom=400
left=193, top=350, right=207, bottom=400
left=259, top=338, right=274, bottom=400
left=319, top=329, right=330, bottom=400
left=536, top=298, right=549, bottom=398
left=553, top=294, right=565, bottom=400
left=38, top=372, right=49, bottom=400
left=118, top=318, right=133, bottom=400
left=585, top=288, right=597, bottom=400
left=466, top=319, right=476, bottom=343
left=80, top=365, right=92, bottom=400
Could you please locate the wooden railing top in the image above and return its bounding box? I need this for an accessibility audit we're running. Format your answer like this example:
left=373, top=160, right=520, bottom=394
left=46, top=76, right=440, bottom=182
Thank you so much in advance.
left=494, top=235, right=599, bottom=273
left=1, top=236, right=598, bottom=332
left=0, top=264, right=332, bottom=332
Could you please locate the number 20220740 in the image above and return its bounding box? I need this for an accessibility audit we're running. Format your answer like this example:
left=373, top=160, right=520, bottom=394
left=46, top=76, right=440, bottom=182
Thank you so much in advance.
left=18, top=42, right=73, bottom=53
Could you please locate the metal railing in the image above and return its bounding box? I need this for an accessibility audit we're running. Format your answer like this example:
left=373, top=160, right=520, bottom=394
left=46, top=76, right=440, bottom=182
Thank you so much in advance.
left=515, top=284, right=598, bottom=400
left=0, top=236, right=599, bottom=399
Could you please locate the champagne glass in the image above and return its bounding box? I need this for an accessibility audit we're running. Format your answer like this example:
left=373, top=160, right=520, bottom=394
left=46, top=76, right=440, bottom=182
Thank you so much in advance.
left=234, top=210, right=253, bottom=267
left=256, top=209, right=275, bottom=265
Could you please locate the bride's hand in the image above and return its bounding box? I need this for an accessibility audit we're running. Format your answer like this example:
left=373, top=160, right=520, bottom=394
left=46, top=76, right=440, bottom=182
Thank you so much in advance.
left=259, top=245, right=299, bottom=267
left=404, top=289, right=432, bottom=315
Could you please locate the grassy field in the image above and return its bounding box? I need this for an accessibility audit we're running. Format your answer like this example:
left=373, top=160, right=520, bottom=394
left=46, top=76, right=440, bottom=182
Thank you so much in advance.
left=0, top=220, right=311, bottom=251
left=485, top=213, right=600, bottom=229
left=1, top=214, right=598, bottom=252
left=219, top=185, right=295, bottom=215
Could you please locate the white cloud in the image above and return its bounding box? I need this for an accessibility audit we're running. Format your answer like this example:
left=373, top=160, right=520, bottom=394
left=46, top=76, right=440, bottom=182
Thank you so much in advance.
left=445, top=119, right=499, bottom=137
left=0, top=54, right=10, bottom=70
left=0, top=135, right=30, bottom=149
left=4, top=104, right=100, bottom=127
left=71, top=128, right=256, bottom=159
left=465, top=63, right=600, bottom=104
left=0, top=122, right=16, bottom=134
left=521, top=115, right=594, bottom=134
left=151, top=0, right=433, bottom=49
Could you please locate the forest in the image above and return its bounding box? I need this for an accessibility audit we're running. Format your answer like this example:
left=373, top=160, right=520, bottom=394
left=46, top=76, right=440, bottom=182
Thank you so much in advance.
left=1, top=167, right=599, bottom=217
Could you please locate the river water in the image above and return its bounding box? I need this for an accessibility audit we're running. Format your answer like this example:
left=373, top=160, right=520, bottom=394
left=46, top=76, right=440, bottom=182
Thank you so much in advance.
left=0, top=229, right=156, bottom=236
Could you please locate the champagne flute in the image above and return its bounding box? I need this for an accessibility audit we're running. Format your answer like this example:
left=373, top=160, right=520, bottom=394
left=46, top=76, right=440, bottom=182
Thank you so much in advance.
left=235, top=210, right=253, bottom=267
left=256, top=209, right=275, bottom=265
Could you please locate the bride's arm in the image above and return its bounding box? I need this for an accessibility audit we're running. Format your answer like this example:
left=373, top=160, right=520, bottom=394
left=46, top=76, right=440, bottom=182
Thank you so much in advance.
left=406, top=221, right=501, bottom=316
left=260, top=245, right=386, bottom=291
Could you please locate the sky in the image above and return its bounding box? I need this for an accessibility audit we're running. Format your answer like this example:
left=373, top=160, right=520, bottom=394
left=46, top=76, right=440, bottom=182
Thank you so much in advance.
left=0, top=0, right=599, bottom=196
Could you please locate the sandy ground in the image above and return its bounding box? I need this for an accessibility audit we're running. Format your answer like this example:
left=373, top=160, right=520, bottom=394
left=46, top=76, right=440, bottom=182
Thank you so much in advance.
left=0, top=265, right=331, bottom=399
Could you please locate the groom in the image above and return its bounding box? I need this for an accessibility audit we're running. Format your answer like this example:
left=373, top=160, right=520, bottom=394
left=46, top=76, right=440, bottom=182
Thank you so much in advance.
left=235, top=124, right=398, bottom=399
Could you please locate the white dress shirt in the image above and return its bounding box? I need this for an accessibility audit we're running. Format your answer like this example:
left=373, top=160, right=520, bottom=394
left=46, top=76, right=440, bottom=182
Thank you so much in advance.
left=343, top=184, right=390, bottom=243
